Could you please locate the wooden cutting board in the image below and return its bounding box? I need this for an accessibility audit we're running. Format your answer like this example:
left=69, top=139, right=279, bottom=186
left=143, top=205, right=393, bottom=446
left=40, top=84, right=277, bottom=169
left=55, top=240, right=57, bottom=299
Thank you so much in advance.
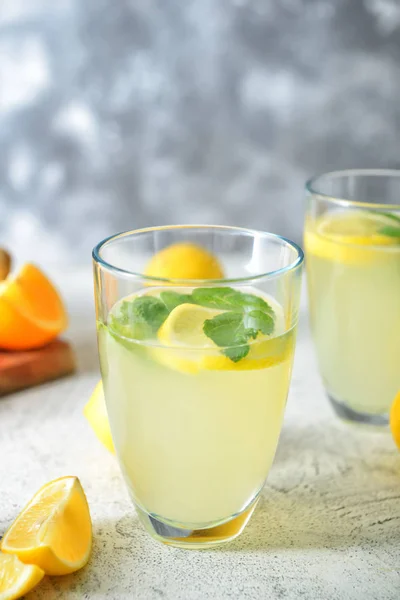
left=0, top=339, right=76, bottom=397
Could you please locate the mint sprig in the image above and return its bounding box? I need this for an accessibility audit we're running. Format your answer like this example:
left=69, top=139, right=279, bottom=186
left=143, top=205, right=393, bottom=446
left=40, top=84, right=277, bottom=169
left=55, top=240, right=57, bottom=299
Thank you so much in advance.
left=378, top=225, right=400, bottom=238
left=108, top=287, right=276, bottom=362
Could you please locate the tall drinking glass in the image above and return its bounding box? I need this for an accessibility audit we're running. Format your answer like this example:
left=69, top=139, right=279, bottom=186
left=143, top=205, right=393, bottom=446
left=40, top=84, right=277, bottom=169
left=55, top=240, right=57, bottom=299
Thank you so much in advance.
left=305, top=170, right=400, bottom=425
left=93, top=225, right=303, bottom=548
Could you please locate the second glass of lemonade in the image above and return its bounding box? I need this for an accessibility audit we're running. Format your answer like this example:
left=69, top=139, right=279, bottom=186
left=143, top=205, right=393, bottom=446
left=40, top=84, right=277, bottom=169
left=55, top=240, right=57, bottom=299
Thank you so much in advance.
left=93, top=226, right=303, bottom=548
left=305, top=170, right=400, bottom=425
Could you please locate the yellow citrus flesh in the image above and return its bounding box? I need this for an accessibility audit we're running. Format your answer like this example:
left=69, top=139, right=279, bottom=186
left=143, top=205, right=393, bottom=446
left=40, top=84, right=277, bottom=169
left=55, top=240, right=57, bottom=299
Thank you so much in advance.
left=145, top=242, right=224, bottom=280
left=1, top=477, right=92, bottom=576
left=153, top=303, right=219, bottom=374
left=390, top=391, right=400, bottom=449
left=0, top=554, right=44, bottom=600
left=304, top=212, right=400, bottom=265
left=84, top=381, right=115, bottom=454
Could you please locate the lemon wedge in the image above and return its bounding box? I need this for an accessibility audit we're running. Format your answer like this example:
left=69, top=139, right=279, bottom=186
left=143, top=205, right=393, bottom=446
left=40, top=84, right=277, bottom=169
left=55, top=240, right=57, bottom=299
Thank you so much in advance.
left=84, top=381, right=115, bottom=454
left=145, top=242, right=224, bottom=280
left=1, top=477, right=92, bottom=576
left=390, top=391, right=400, bottom=450
left=0, top=554, right=44, bottom=600
left=305, top=211, right=400, bottom=265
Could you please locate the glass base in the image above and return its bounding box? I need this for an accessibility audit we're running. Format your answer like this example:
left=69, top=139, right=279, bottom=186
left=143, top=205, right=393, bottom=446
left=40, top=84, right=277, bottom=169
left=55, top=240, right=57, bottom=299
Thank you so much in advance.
left=328, top=394, right=389, bottom=426
left=135, top=499, right=259, bottom=549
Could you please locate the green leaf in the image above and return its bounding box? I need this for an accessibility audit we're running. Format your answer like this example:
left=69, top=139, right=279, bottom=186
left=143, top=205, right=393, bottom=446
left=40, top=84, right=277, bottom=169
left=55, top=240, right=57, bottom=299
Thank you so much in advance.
left=203, top=312, right=251, bottom=363
left=199, top=288, right=277, bottom=362
left=107, top=286, right=277, bottom=362
left=378, top=225, right=400, bottom=238
left=192, top=287, right=274, bottom=315
left=224, top=345, right=250, bottom=362
left=160, top=291, right=192, bottom=312
left=109, top=296, right=169, bottom=340
left=244, top=310, right=274, bottom=336
left=203, top=312, right=247, bottom=346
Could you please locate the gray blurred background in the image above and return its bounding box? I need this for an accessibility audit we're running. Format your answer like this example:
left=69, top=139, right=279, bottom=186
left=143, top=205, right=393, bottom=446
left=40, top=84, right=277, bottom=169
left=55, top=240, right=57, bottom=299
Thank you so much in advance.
left=1, top=0, right=400, bottom=266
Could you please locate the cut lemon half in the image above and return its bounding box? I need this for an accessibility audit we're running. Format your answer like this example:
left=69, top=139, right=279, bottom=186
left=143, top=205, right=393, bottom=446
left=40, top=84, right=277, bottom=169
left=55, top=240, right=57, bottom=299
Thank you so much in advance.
left=84, top=381, right=115, bottom=454
left=145, top=242, right=224, bottom=281
left=1, top=477, right=92, bottom=576
left=304, top=211, right=400, bottom=265
left=0, top=554, right=44, bottom=600
left=0, top=263, right=68, bottom=350
left=390, top=391, right=400, bottom=450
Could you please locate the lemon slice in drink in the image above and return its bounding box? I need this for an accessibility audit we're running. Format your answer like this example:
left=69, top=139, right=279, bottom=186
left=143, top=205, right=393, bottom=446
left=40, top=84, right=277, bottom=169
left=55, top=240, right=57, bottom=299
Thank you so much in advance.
left=305, top=211, right=400, bottom=264
left=157, top=303, right=220, bottom=347
left=154, top=303, right=290, bottom=373
left=153, top=303, right=220, bottom=374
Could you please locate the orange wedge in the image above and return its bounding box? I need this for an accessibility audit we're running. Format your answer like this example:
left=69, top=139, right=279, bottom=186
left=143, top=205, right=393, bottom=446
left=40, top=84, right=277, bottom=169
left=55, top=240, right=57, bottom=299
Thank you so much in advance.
left=1, top=476, right=92, bottom=576
left=390, top=391, right=400, bottom=450
left=0, top=553, right=44, bottom=600
left=0, top=263, right=67, bottom=350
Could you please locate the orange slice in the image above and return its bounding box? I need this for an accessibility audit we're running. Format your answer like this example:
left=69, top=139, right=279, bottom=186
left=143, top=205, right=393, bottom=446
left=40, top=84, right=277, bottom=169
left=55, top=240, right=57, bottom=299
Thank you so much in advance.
left=0, top=263, right=67, bottom=350
left=390, top=391, right=400, bottom=449
left=1, top=476, right=92, bottom=576
left=0, top=553, right=44, bottom=600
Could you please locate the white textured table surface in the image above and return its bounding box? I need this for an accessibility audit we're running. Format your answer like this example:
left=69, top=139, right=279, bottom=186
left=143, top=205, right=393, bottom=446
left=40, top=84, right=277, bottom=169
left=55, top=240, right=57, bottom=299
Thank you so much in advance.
left=1, top=271, right=399, bottom=600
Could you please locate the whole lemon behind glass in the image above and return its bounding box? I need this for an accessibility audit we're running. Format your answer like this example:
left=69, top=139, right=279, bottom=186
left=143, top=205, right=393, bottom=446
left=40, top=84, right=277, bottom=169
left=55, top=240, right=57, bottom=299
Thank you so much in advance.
left=145, top=242, right=224, bottom=280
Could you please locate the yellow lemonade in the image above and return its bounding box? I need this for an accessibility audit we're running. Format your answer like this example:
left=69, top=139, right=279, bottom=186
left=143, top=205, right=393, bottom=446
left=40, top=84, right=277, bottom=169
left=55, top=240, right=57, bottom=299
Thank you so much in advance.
left=98, top=287, right=295, bottom=527
left=305, top=211, right=400, bottom=417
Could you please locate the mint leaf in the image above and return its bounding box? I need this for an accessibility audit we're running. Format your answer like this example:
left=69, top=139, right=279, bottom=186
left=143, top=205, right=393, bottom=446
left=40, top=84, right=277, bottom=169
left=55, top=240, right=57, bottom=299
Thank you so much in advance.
left=108, top=287, right=277, bottom=362
left=224, top=345, right=250, bottom=362
left=131, top=296, right=169, bottom=330
left=200, top=288, right=276, bottom=362
left=244, top=310, right=274, bottom=336
left=192, top=287, right=274, bottom=316
left=378, top=225, right=400, bottom=238
left=160, top=291, right=192, bottom=312
left=203, top=312, right=251, bottom=362
left=109, top=296, right=169, bottom=340
left=203, top=312, right=247, bottom=346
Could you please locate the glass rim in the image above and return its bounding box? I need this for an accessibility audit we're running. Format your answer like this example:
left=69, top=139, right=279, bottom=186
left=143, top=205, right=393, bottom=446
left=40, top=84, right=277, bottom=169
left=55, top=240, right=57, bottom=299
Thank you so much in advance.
left=306, top=168, right=400, bottom=210
left=92, top=224, right=304, bottom=285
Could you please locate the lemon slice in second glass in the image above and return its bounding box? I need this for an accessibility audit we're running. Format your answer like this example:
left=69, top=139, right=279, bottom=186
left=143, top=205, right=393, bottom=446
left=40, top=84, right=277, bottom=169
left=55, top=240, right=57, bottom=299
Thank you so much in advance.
left=305, top=211, right=400, bottom=265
